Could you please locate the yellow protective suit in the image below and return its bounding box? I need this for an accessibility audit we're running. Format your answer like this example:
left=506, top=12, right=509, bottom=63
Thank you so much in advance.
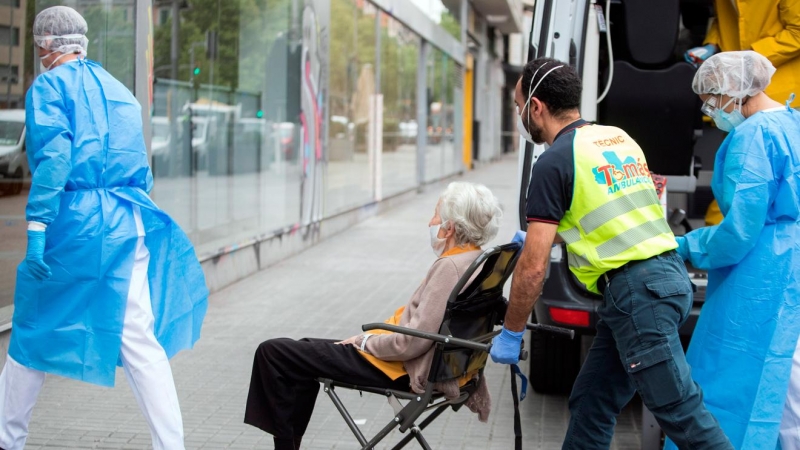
left=705, top=0, right=800, bottom=107
left=705, top=199, right=723, bottom=226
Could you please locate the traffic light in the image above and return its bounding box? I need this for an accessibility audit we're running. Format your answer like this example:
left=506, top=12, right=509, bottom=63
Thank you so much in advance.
left=191, top=66, right=201, bottom=91
left=256, top=110, right=264, bottom=119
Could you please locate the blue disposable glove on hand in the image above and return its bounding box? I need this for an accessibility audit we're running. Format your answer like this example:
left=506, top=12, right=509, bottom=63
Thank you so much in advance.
left=675, top=236, right=689, bottom=261
left=490, top=326, right=525, bottom=364
left=684, top=44, right=717, bottom=66
left=25, top=230, right=51, bottom=280
left=511, top=230, right=526, bottom=245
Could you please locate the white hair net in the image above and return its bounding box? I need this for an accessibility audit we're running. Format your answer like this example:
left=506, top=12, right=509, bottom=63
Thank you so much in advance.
left=692, top=51, right=776, bottom=99
left=33, top=6, right=89, bottom=55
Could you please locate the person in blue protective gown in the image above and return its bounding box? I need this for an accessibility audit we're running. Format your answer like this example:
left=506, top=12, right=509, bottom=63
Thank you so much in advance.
left=664, top=51, right=800, bottom=450
left=0, top=6, right=208, bottom=450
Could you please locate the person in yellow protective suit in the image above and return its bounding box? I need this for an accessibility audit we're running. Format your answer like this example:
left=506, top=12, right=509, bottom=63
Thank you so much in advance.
left=705, top=199, right=723, bottom=225
left=687, top=0, right=800, bottom=225
left=685, top=0, right=800, bottom=108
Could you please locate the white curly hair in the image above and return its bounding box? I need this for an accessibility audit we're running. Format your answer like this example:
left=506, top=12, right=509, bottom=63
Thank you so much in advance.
left=438, top=182, right=503, bottom=247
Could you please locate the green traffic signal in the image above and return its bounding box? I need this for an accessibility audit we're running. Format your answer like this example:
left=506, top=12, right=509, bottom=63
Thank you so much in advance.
left=256, top=110, right=264, bottom=118
left=193, top=67, right=201, bottom=76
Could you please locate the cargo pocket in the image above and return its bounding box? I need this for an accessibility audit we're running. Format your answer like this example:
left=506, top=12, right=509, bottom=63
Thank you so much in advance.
left=643, top=279, right=692, bottom=298
left=644, top=278, right=693, bottom=327
left=626, top=341, right=683, bottom=409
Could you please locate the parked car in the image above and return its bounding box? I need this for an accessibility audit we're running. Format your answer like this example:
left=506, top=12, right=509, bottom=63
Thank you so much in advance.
left=151, top=116, right=171, bottom=176
left=191, top=116, right=210, bottom=170
left=275, top=122, right=296, bottom=161
left=0, top=109, right=28, bottom=196
left=399, top=120, right=418, bottom=142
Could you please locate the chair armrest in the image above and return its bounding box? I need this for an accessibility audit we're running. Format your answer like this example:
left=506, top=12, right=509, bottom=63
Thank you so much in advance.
left=527, top=323, right=576, bottom=339
left=361, top=323, right=492, bottom=352
left=360, top=322, right=575, bottom=354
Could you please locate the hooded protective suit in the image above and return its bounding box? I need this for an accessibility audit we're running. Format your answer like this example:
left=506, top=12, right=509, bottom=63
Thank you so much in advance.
left=10, top=58, right=208, bottom=387
left=705, top=0, right=800, bottom=108
left=665, top=107, right=800, bottom=449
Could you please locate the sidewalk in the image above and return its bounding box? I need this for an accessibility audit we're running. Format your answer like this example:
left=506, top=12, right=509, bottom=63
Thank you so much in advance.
left=19, top=155, right=641, bottom=449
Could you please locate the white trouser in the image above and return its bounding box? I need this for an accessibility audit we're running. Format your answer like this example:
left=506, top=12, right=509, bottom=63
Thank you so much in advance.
left=0, top=206, right=185, bottom=450
left=780, top=335, right=800, bottom=450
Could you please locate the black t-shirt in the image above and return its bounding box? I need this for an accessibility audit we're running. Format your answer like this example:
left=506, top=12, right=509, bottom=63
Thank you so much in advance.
left=525, top=119, right=588, bottom=224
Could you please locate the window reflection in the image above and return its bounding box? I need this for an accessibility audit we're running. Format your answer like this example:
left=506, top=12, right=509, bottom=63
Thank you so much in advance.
left=151, top=0, right=325, bottom=254
left=380, top=12, right=419, bottom=197
left=408, top=0, right=461, bottom=40
left=326, top=0, right=375, bottom=215
left=425, top=47, right=461, bottom=182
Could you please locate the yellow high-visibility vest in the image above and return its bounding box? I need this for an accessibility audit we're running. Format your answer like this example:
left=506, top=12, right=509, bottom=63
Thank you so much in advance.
left=557, top=125, right=678, bottom=294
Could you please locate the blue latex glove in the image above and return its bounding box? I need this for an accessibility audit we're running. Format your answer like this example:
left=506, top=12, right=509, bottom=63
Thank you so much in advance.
left=25, top=230, right=51, bottom=280
left=490, top=326, right=525, bottom=364
left=675, top=236, right=689, bottom=261
left=511, top=230, right=526, bottom=245
left=684, top=44, right=717, bottom=66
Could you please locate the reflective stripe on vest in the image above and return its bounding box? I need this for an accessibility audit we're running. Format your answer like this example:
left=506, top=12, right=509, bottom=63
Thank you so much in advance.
left=556, top=125, right=677, bottom=294
left=580, top=189, right=661, bottom=235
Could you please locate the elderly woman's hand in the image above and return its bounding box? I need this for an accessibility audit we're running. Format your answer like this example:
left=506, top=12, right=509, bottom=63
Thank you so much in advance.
left=335, top=335, right=362, bottom=347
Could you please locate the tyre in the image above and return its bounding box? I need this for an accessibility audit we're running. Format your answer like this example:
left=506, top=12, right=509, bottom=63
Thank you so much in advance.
left=529, top=318, right=582, bottom=395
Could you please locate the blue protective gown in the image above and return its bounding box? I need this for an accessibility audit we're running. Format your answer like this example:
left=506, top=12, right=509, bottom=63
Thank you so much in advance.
left=10, top=59, right=208, bottom=388
left=664, top=108, right=800, bottom=449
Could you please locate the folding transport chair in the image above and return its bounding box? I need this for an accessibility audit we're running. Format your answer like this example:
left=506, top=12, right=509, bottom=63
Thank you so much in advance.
left=318, top=242, right=574, bottom=450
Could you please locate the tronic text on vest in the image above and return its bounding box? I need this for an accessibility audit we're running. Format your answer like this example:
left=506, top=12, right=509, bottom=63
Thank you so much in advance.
left=593, top=151, right=653, bottom=195
left=592, top=136, right=626, bottom=147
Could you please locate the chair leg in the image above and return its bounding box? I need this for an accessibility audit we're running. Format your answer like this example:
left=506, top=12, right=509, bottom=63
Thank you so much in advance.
left=362, top=417, right=402, bottom=450
left=322, top=381, right=369, bottom=447
left=412, top=429, right=433, bottom=450
left=391, top=405, right=449, bottom=450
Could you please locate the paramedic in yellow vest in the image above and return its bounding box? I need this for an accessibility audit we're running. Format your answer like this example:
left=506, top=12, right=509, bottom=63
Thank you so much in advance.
left=685, top=0, right=800, bottom=108
left=489, top=58, right=733, bottom=449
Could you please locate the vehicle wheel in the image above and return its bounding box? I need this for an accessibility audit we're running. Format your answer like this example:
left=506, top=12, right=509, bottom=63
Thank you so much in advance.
left=529, top=318, right=582, bottom=395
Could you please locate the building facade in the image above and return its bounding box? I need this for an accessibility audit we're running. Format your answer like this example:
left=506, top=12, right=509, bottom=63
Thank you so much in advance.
left=0, top=0, right=523, bottom=328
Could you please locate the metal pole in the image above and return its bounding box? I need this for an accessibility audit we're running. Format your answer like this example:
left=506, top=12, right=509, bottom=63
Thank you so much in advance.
left=169, top=0, right=181, bottom=178
left=170, top=0, right=179, bottom=80
left=373, top=12, right=380, bottom=201
left=6, top=5, right=13, bottom=108
left=134, top=0, right=153, bottom=162
left=189, top=44, right=194, bottom=86
left=416, top=41, right=428, bottom=188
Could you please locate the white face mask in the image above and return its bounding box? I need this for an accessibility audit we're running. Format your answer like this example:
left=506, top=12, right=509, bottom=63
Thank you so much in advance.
left=516, top=106, right=534, bottom=144
left=38, top=51, right=71, bottom=73
left=429, top=221, right=448, bottom=257
left=517, top=62, right=565, bottom=145
left=38, top=50, right=56, bottom=73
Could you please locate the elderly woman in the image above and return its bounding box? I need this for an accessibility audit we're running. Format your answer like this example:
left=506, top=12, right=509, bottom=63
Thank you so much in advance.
left=663, top=51, right=800, bottom=450
left=244, top=182, right=502, bottom=450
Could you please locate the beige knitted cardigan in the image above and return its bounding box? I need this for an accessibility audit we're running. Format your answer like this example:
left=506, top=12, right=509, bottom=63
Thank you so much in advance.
left=359, top=249, right=492, bottom=422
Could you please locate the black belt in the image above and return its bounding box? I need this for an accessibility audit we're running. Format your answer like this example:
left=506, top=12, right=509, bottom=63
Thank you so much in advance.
left=596, top=250, right=676, bottom=294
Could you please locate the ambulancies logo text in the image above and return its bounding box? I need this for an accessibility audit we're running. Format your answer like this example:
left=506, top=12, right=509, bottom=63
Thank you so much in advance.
left=593, top=151, right=653, bottom=194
